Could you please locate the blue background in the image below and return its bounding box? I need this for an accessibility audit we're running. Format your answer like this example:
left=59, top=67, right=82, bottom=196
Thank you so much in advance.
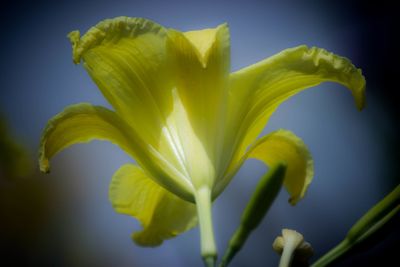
left=1, top=0, right=398, bottom=266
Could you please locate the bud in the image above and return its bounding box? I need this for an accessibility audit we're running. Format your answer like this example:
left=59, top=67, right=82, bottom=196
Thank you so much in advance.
left=273, top=229, right=313, bottom=267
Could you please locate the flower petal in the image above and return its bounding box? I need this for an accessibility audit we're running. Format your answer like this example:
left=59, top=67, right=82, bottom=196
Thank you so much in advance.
left=68, top=18, right=170, bottom=127
left=69, top=18, right=233, bottom=188
left=166, top=24, right=231, bottom=183
left=39, top=103, right=194, bottom=202
left=216, top=130, right=313, bottom=205
left=109, top=164, right=197, bottom=246
left=68, top=17, right=190, bottom=179
left=39, top=103, right=137, bottom=173
left=226, top=45, right=365, bottom=174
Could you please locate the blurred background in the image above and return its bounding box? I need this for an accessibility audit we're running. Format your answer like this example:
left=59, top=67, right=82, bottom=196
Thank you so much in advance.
left=1, top=0, right=398, bottom=266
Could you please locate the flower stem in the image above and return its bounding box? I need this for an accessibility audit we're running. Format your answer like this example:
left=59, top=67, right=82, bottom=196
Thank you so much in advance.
left=311, top=240, right=350, bottom=267
left=195, top=187, right=217, bottom=267
left=312, top=185, right=400, bottom=267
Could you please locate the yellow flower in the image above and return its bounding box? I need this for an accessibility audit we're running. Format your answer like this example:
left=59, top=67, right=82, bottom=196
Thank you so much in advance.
left=39, top=16, right=365, bottom=263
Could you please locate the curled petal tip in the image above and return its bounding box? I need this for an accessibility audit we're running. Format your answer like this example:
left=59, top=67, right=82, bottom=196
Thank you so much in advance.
left=67, top=30, right=80, bottom=44
left=132, top=232, right=163, bottom=247
left=288, top=196, right=299, bottom=206
left=349, top=67, right=366, bottom=111
left=67, top=17, right=165, bottom=65
left=356, top=71, right=367, bottom=111
left=67, top=30, right=81, bottom=64
left=39, top=157, right=50, bottom=173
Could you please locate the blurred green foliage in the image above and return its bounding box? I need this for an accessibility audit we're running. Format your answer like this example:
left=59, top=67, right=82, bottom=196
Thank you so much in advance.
left=0, top=116, right=32, bottom=179
left=0, top=116, right=55, bottom=265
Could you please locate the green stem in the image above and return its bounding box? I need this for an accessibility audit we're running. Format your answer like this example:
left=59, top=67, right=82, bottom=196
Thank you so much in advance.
left=347, top=185, right=400, bottom=243
left=219, top=226, right=246, bottom=267
left=311, top=240, right=350, bottom=267
left=312, top=185, right=400, bottom=266
left=195, top=187, right=217, bottom=267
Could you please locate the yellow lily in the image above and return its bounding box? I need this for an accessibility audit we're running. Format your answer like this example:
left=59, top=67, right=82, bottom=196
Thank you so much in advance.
left=39, top=16, right=365, bottom=264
